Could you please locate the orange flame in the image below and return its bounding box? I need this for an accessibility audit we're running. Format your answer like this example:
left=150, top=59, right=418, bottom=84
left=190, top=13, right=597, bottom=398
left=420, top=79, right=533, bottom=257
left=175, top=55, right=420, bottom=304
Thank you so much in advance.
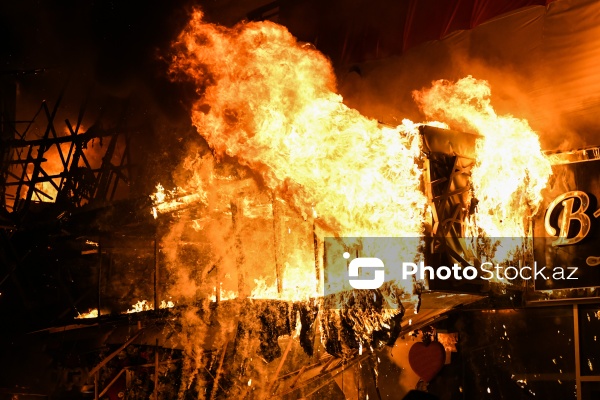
left=414, top=76, right=552, bottom=237
left=75, top=308, right=98, bottom=319
left=170, top=11, right=427, bottom=239
left=125, top=299, right=175, bottom=314
left=162, top=11, right=554, bottom=303
left=157, top=11, right=557, bottom=394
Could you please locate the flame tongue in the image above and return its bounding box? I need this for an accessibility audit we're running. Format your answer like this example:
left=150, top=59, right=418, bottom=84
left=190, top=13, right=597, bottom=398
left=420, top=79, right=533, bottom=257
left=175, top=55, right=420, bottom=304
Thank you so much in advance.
left=170, top=11, right=427, bottom=238
left=159, top=12, right=556, bottom=391
left=414, top=76, right=552, bottom=237
left=166, top=11, right=554, bottom=304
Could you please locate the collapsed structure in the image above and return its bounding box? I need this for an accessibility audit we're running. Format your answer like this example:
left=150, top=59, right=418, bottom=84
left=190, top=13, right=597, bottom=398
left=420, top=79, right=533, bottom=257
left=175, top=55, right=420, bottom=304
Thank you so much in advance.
left=0, top=84, right=559, bottom=397
left=2, top=1, right=600, bottom=399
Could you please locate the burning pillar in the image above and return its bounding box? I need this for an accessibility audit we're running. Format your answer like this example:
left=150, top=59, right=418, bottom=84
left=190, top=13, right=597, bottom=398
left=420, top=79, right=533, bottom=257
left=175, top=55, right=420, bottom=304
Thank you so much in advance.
left=230, top=200, right=247, bottom=298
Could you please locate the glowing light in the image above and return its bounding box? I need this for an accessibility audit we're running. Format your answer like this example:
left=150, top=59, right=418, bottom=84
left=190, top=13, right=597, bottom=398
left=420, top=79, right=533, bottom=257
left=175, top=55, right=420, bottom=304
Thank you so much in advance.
left=76, top=309, right=98, bottom=319
left=415, top=76, right=552, bottom=238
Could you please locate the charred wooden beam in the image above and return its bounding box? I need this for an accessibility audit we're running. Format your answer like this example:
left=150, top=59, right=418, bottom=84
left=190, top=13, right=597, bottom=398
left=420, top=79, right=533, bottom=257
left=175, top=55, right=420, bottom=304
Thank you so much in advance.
left=98, top=368, right=125, bottom=398
left=231, top=201, right=246, bottom=298
left=272, top=194, right=283, bottom=294
left=209, top=341, right=229, bottom=400
left=4, top=126, right=135, bottom=148
left=88, top=328, right=144, bottom=377
left=23, top=98, right=63, bottom=211
left=268, top=335, right=294, bottom=395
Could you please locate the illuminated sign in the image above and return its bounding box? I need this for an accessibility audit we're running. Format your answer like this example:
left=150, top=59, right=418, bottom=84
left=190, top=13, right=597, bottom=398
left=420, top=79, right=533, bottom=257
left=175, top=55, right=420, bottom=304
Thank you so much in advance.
left=533, top=159, right=600, bottom=290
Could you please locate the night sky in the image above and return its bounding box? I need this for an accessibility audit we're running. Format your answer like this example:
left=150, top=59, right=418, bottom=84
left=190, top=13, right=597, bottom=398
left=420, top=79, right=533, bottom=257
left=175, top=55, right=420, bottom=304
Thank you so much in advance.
left=0, top=0, right=236, bottom=191
left=0, top=1, right=218, bottom=125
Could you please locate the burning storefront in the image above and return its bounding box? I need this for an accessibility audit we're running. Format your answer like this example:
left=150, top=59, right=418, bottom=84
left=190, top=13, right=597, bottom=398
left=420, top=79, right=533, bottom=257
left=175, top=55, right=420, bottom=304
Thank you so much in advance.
left=1, top=0, right=600, bottom=399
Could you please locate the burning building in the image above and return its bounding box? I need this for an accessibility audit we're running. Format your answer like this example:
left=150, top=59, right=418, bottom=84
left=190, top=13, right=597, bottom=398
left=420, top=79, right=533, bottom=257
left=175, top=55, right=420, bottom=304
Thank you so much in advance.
left=1, top=0, right=600, bottom=399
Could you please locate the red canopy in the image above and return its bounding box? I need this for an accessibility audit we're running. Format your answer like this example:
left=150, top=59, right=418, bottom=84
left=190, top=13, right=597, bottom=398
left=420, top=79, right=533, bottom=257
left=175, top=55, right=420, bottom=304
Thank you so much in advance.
left=278, top=0, right=556, bottom=64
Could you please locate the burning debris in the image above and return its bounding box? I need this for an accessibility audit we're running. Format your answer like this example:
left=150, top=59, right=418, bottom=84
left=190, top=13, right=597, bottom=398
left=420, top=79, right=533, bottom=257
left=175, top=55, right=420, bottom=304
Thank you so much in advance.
left=76, top=308, right=99, bottom=319
left=123, top=9, right=556, bottom=399
left=126, top=300, right=175, bottom=314
left=169, top=10, right=427, bottom=239
left=415, top=76, right=552, bottom=238
left=4, top=2, right=585, bottom=399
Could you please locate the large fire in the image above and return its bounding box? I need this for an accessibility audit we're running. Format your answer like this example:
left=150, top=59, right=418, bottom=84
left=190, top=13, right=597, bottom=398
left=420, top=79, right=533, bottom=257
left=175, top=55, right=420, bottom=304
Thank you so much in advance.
left=148, top=9, right=555, bottom=398
left=158, top=10, right=552, bottom=303
left=414, top=77, right=552, bottom=238
left=126, top=299, right=175, bottom=314
left=170, top=11, right=427, bottom=239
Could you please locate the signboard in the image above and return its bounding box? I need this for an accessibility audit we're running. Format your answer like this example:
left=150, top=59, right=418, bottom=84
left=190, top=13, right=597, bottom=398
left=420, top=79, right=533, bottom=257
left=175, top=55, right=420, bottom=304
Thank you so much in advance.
left=533, top=158, right=600, bottom=290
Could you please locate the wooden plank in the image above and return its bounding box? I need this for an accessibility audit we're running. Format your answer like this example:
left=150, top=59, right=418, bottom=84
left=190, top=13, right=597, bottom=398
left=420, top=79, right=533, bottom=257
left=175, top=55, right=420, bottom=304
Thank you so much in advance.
left=209, top=341, right=229, bottom=400
left=94, top=372, right=99, bottom=400
left=88, top=329, right=143, bottom=377
left=289, top=365, right=306, bottom=389
left=99, top=368, right=126, bottom=398
left=268, top=336, right=294, bottom=394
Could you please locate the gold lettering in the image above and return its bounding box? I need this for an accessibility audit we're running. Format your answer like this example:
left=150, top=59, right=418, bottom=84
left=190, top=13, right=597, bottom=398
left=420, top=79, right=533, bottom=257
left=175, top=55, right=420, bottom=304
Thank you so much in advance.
left=544, top=191, right=590, bottom=246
